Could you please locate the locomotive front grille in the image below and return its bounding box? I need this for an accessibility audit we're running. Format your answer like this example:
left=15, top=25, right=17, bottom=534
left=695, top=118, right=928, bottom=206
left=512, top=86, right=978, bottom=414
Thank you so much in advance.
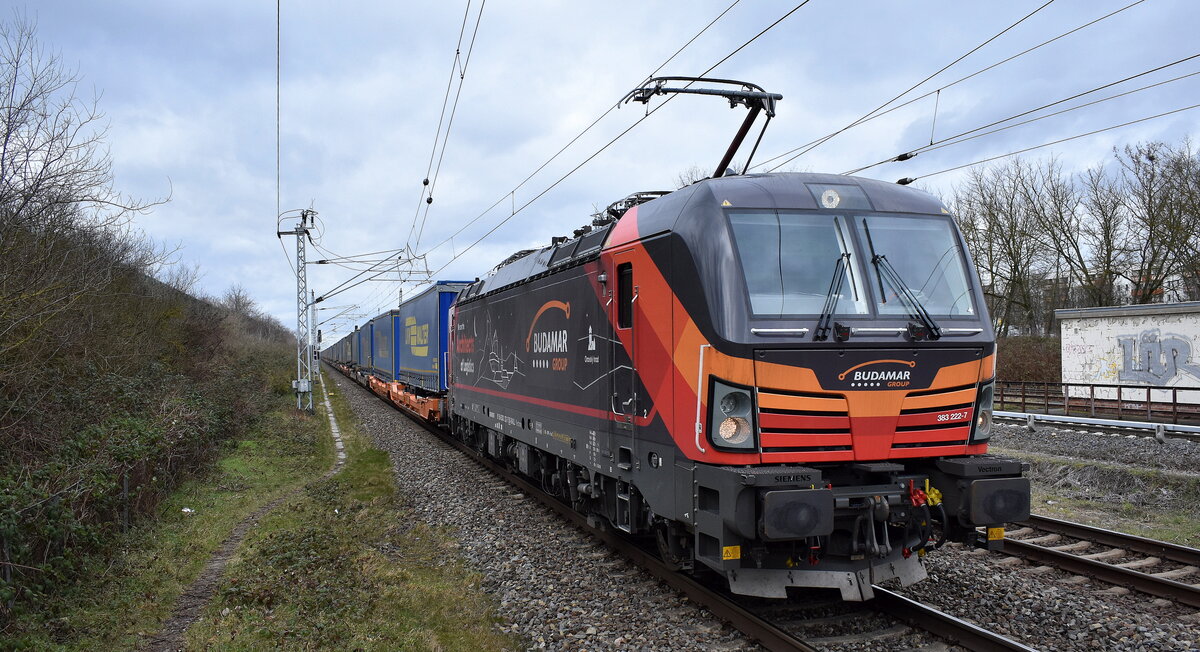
left=757, top=388, right=854, bottom=462
left=892, top=383, right=976, bottom=450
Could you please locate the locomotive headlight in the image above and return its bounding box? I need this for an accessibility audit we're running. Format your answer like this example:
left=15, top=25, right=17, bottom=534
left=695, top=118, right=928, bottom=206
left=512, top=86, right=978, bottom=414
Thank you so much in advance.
left=718, top=416, right=752, bottom=446
left=709, top=380, right=757, bottom=450
left=971, top=381, right=995, bottom=443
left=719, top=391, right=751, bottom=417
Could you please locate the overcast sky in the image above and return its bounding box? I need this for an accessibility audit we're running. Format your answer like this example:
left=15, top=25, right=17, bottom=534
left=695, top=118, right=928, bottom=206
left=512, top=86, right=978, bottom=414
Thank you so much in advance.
left=18, top=0, right=1200, bottom=339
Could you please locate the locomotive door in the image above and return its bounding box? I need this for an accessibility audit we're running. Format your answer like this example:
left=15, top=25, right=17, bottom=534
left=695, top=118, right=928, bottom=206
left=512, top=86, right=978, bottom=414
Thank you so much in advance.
left=610, top=252, right=639, bottom=441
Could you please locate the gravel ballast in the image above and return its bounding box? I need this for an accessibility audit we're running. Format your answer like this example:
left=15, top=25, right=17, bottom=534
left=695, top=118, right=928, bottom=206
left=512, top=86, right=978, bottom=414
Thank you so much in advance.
left=332, top=370, right=1200, bottom=650
left=990, top=422, right=1200, bottom=473
left=897, top=543, right=1200, bottom=651
left=328, top=371, right=754, bottom=651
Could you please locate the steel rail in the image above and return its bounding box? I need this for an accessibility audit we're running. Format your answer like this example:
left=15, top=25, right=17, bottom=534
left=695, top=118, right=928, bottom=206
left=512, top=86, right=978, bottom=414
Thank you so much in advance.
left=871, top=587, right=1038, bottom=652
left=1024, top=515, right=1200, bottom=567
left=401, top=406, right=818, bottom=651
left=1002, top=535, right=1200, bottom=609
left=331, top=364, right=1033, bottom=651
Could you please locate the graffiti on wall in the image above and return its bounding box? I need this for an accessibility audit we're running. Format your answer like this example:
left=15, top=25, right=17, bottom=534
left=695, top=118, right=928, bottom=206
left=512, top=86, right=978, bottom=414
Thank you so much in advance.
left=1117, top=329, right=1200, bottom=385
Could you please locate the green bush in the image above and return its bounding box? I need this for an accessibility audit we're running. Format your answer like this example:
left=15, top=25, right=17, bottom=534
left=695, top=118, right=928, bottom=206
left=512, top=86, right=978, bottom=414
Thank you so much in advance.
left=997, top=336, right=1061, bottom=382
left=0, top=269, right=294, bottom=625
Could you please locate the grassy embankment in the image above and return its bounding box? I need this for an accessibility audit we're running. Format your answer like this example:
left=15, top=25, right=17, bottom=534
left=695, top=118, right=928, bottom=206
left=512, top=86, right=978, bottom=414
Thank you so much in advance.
left=991, top=446, right=1200, bottom=547
left=186, top=374, right=519, bottom=650
left=4, top=374, right=331, bottom=650
left=6, top=371, right=517, bottom=650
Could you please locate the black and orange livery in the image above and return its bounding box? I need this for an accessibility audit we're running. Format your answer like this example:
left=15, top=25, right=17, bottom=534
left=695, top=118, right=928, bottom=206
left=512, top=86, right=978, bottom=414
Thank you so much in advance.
left=446, top=172, right=1029, bottom=600
left=325, top=172, right=1031, bottom=600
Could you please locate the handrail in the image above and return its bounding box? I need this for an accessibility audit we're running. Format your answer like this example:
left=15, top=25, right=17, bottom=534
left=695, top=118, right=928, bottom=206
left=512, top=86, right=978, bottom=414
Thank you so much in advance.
left=694, top=344, right=712, bottom=454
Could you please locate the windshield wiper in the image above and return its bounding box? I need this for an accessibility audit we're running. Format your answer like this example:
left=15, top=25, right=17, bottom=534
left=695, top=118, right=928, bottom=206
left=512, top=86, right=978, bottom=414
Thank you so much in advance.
left=814, top=252, right=851, bottom=342
left=873, top=253, right=942, bottom=340
left=861, top=220, right=941, bottom=340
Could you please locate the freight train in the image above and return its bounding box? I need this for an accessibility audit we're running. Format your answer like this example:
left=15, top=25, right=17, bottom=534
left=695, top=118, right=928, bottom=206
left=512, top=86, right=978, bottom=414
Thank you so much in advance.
left=322, top=171, right=1031, bottom=601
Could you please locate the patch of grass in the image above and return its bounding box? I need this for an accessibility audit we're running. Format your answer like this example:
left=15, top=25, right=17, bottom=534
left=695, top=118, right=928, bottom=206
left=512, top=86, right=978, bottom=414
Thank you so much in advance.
left=1031, top=489, right=1200, bottom=548
left=996, top=448, right=1200, bottom=548
left=2, top=388, right=331, bottom=650
left=188, top=372, right=519, bottom=651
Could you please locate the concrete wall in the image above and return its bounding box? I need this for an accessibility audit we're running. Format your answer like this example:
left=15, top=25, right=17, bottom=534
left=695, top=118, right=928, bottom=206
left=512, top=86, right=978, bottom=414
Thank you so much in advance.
left=1056, top=302, right=1200, bottom=404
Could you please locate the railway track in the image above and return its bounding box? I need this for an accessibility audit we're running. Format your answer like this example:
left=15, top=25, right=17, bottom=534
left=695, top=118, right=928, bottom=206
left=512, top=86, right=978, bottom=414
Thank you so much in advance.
left=353, top=370, right=1033, bottom=651
left=994, top=411, right=1200, bottom=441
left=1003, top=514, right=1200, bottom=608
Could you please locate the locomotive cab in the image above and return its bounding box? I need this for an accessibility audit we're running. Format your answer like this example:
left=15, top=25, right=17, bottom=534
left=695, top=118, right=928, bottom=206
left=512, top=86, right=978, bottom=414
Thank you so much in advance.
left=447, top=171, right=1029, bottom=601
left=602, top=172, right=1030, bottom=599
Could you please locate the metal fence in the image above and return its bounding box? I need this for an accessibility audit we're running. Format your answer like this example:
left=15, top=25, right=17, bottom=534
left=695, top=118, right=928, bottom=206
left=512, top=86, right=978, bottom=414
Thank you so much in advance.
left=995, top=381, right=1200, bottom=426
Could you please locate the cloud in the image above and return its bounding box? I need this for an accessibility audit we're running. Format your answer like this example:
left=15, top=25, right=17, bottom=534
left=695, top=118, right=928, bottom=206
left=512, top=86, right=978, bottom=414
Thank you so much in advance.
left=20, top=0, right=1200, bottom=335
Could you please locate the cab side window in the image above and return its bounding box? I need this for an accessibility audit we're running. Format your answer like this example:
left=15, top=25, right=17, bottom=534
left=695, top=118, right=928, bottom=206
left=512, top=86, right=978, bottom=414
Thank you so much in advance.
left=617, top=263, right=633, bottom=329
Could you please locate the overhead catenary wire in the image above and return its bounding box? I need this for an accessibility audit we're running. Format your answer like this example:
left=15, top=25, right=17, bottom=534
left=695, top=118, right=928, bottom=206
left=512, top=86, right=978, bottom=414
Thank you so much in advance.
left=405, top=1, right=478, bottom=249
left=321, top=1, right=808, bottom=307
left=412, top=0, right=489, bottom=252
left=843, top=55, right=1200, bottom=175
left=343, top=0, right=751, bottom=310
left=765, top=0, right=1059, bottom=172
left=419, top=0, right=744, bottom=259
left=274, top=0, right=297, bottom=277
left=751, top=0, right=1147, bottom=172
left=903, top=102, right=1200, bottom=183
left=419, top=1, right=816, bottom=281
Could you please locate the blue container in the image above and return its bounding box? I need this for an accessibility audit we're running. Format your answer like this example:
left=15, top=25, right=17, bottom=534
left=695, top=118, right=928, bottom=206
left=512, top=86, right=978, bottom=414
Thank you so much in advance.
left=398, top=281, right=471, bottom=393
left=355, top=323, right=372, bottom=369
left=369, top=310, right=399, bottom=381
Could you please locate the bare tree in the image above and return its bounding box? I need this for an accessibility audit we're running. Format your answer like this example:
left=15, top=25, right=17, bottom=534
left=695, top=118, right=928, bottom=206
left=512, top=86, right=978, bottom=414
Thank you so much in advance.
left=952, top=162, right=1050, bottom=335
left=221, top=283, right=258, bottom=318
left=674, top=161, right=745, bottom=189
left=1075, top=164, right=1129, bottom=305
left=1116, top=142, right=1193, bottom=303
left=0, top=13, right=165, bottom=426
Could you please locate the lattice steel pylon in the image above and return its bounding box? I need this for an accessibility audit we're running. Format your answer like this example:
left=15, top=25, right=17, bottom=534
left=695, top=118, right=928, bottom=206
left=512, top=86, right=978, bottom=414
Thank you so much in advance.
left=279, top=209, right=316, bottom=412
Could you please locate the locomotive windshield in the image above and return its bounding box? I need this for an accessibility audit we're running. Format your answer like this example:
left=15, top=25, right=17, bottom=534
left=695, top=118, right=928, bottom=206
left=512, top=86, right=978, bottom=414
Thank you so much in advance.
left=729, top=211, right=869, bottom=317
left=856, top=214, right=976, bottom=317
left=728, top=210, right=976, bottom=319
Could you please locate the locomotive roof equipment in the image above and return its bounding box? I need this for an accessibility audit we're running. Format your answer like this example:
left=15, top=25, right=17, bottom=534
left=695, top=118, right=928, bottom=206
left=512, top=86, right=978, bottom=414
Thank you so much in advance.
left=623, top=77, right=782, bottom=178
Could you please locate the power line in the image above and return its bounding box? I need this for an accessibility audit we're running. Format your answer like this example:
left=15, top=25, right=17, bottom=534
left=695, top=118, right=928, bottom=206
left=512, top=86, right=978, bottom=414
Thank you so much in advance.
left=422, top=1, right=815, bottom=279
left=276, top=0, right=281, bottom=225
left=906, top=102, right=1200, bottom=182
left=419, top=0, right=744, bottom=259
left=407, top=0, right=488, bottom=253
left=413, top=0, right=488, bottom=251
left=275, top=0, right=295, bottom=277
left=752, top=0, right=1147, bottom=172
left=320, top=1, right=802, bottom=306
left=843, top=54, right=1200, bottom=175
left=346, top=1, right=748, bottom=309
left=765, top=0, right=1058, bottom=172
left=406, top=1, right=473, bottom=246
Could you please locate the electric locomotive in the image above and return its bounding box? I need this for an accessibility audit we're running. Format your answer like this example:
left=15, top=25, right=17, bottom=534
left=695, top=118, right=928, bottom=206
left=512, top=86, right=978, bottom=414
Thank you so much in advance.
left=447, top=171, right=1029, bottom=600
